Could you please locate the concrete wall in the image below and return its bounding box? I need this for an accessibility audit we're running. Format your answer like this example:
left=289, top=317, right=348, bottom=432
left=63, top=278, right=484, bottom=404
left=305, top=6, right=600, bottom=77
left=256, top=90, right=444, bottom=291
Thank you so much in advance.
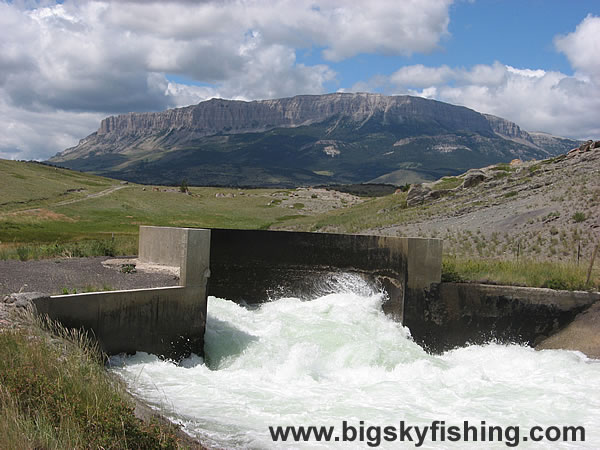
left=33, top=227, right=211, bottom=360
left=139, top=226, right=211, bottom=287
left=33, top=226, right=441, bottom=358
left=34, top=286, right=207, bottom=359
left=404, top=282, right=600, bottom=353
left=206, top=229, right=442, bottom=322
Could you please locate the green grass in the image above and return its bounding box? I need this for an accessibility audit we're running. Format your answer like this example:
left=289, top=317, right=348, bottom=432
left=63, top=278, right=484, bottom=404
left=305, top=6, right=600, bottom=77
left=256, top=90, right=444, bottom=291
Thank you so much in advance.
left=0, top=237, right=137, bottom=261
left=442, top=256, right=599, bottom=291
left=492, top=163, right=513, bottom=172
left=0, top=316, right=188, bottom=449
left=0, top=160, right=307, bottom=259
left=0, top=160, right=114, bottom=212
left=431, top=176, right=462, bottom=191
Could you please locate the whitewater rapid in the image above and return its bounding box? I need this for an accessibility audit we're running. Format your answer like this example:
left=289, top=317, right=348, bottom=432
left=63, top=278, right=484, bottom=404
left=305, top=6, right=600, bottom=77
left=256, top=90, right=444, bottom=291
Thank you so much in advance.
left=110, top=275, right=600, bottom=449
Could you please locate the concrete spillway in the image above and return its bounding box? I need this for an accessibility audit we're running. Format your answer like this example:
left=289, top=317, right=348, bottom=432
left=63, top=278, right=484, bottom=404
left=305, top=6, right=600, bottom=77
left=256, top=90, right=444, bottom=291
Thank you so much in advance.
left=110, top=277, right=600, bottom=448
left=32, top=226, right=599, bottom=359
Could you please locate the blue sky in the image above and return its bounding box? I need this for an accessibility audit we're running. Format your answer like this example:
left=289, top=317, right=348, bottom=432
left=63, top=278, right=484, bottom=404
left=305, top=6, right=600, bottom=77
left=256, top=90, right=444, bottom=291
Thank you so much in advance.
left=299, top=0, right=597, bottom=89
left=1, top=0, right=599, bottom=160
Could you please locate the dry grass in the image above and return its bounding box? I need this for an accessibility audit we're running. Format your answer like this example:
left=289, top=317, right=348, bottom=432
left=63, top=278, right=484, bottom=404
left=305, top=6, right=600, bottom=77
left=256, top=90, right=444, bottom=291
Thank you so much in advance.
left=0, top=311, right=192, bottom=449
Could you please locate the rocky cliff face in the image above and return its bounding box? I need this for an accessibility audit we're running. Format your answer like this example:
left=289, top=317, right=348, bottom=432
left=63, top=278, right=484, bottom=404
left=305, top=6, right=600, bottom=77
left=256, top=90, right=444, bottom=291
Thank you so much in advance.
left=483, top=114, right=533, bottom=142
left=96, top=93, right=494, bottom=137
left=50, top=93, right=581, bottom=187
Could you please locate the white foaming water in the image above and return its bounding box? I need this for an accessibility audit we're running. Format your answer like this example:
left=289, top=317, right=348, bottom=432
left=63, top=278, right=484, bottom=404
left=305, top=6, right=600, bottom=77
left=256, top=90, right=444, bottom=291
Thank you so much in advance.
left=110, top=275, right=600, bottom=449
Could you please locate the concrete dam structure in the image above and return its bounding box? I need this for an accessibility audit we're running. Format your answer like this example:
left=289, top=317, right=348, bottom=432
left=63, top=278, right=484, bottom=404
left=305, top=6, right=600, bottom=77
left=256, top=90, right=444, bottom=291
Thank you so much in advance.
left=33, top=226, right=600, bottom=359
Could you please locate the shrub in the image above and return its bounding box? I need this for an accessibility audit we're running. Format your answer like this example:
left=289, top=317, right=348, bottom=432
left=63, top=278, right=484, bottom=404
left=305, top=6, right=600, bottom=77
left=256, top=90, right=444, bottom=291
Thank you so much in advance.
left=441, top=258, right=465, bottom=282
left=541, top=278, right=569, bottom=290
left=572, top=212, right=586, bottom=223
left=179, top=178, right=189, bottom=193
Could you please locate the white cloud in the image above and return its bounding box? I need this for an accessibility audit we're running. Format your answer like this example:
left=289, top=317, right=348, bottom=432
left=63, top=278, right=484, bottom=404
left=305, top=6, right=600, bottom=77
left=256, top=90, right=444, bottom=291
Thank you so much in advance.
left=0, top=96, right=104, bottom=161
left=391, top=65, right=453, bottom=88
left=383, top=16, right=600, bottom=140
left=316, top=0, right=452, bottom=61
left=555, top=14, right=600, bottom=79
left=0, top=0, right=453, bottom=160
left=387, top=62, right=600, bottom=139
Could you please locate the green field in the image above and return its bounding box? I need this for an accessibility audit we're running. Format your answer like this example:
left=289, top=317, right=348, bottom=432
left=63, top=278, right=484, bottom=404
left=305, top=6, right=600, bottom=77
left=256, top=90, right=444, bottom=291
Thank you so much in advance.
left=0, top=160, right=303, bottom=259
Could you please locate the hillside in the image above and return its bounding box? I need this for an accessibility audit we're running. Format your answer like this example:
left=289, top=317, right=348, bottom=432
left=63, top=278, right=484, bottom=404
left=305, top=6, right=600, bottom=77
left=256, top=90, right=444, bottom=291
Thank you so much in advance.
left=0, top=159, right=360, bottom=257
left=49, top=93, right=580, bottom=187
left=0, top=160, right=118, bottom=213
left=274, top=140, right=600, bottom=265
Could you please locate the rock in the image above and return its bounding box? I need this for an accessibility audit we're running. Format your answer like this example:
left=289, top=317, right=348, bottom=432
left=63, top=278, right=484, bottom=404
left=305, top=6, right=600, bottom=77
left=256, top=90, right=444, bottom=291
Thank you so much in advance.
left=406, top=184, right=432, bottom=207
left=3, top=292, right=49, bottom=309
left=579, top=140, right=593, bottom=152
left=462, top=168, right=489, bottom=188
left=567, top=139, right=599, bottom=158
left=536, top=302, right=600, bottom=359
left=484, top=114, right=533, bottom=141
left=428, top=189, right=452, bottom=199
left=93, top=93, right=494, bottom=137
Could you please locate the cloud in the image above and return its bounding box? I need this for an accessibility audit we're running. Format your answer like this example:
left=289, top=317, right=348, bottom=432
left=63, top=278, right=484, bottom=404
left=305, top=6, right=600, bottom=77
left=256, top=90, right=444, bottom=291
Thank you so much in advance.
left=390, top=65, right=454, bottom=88
left=0, top=97, right=104, bottom=161
left=382, top=16, right=600, bottom=140
left=387, top=62, right=600, bottom=140
left=0, top=0, right=453, bottom=160
left=554, top=14, right=600, bottom=79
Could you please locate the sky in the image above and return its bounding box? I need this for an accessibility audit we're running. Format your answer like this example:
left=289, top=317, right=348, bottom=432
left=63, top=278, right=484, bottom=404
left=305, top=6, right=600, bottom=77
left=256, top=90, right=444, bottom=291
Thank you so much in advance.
left=1, top=0, right=599, bottom=161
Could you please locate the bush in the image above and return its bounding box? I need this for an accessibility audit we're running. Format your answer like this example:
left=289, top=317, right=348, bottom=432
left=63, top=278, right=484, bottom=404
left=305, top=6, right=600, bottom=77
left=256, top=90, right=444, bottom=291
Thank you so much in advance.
left=441, top=258, right=465, bottom=282
left=541, top=278, right=570, bottom=290
left=572, top=212, right=586, bottom=223
left=179, top=179, right=189, bottom=193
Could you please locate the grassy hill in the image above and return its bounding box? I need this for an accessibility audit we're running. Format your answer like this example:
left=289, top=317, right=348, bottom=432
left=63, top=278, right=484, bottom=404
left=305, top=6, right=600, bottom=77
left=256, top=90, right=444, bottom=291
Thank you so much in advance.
left=0, top=160, right=116, bottom=211
left=1, top=159, right=367, bottom=260
left=274, top=152, right=600, bottom=263
left=0, top=160, right=310, bottom=258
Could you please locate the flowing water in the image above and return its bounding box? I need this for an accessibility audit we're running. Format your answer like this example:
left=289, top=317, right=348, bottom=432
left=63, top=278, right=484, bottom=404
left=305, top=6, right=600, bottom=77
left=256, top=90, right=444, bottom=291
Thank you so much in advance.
left=110, top=275, right=600, bottom=449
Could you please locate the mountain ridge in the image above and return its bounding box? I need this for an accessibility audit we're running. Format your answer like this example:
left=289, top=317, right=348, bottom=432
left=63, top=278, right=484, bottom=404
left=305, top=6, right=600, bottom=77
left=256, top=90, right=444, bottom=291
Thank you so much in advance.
left=50, top=93, right=581, bottom=187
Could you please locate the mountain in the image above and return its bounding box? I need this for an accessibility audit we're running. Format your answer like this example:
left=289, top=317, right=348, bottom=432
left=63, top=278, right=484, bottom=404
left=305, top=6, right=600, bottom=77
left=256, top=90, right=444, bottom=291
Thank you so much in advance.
left=49, top=93, right=580, bottom=187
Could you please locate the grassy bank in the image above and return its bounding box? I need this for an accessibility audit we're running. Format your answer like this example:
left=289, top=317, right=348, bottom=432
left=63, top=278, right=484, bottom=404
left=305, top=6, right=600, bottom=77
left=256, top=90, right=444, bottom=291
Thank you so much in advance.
left=0, top=315, right=194, bottom=449
left=442, top=256, right=600, bottom=291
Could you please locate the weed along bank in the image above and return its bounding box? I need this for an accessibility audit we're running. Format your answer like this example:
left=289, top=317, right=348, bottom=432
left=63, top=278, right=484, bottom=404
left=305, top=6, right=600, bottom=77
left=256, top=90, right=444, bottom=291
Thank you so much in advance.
left=30, top=226, right=600, bottom=359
